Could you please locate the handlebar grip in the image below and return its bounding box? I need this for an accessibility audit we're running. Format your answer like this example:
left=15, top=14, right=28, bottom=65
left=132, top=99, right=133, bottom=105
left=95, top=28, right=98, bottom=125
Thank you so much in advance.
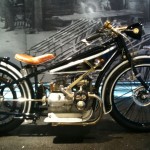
left=86, top=33, right=101, bottom=41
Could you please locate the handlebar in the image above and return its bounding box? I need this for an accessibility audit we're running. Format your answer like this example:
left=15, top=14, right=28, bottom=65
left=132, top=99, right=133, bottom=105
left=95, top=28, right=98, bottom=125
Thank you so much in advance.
left=103, top=20, right=127, bottom=35
left=82, top=21, right=127, bottom=44
left=86, top=33, right=101, bottom=42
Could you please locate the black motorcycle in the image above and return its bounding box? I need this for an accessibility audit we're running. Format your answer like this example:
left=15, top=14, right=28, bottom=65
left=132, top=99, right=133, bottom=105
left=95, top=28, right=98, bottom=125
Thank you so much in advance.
left=0, top=21, right=150, bottom=133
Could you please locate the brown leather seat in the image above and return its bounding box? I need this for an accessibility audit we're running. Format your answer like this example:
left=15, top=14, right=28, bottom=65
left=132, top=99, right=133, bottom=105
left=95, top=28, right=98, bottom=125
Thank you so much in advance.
left=15, top=53, right=55, bottom=65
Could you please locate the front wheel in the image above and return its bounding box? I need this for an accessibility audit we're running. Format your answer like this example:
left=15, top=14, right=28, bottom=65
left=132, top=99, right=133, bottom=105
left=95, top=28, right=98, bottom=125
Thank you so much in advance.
left=103, top=58, right=150, bottom=131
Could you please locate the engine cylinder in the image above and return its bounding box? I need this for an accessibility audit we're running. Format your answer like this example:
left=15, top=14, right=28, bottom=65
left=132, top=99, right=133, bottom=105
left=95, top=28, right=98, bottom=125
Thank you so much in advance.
left=48, top=92, right=73, bottom=107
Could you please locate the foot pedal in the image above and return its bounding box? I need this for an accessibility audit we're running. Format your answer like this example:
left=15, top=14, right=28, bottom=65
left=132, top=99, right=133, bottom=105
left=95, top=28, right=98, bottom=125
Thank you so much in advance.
left=44, top=110, right=93, bottom=123
left=44, top=113, right=83, bottom=123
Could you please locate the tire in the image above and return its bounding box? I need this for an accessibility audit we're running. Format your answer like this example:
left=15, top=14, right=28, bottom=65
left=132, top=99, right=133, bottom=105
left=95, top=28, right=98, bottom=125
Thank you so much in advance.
left=103, top=58, right=150, bottom=131
left=0, top=61, right=32, bottom=133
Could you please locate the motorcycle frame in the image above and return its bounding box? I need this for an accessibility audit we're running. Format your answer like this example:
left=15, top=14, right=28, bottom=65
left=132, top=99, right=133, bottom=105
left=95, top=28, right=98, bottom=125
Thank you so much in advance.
left=0, top=35, right=148, bottom=115
left=1, top=39, right=119, bottom=96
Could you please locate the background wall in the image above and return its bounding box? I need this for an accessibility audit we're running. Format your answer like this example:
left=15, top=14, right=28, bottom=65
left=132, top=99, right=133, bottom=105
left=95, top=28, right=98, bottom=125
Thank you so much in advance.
left=0, top=0, right=149, bottom=65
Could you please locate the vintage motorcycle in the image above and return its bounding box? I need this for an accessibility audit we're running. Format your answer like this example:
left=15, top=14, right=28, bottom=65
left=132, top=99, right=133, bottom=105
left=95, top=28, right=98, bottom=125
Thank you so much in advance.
left=0, top=21, right=150, bottom=133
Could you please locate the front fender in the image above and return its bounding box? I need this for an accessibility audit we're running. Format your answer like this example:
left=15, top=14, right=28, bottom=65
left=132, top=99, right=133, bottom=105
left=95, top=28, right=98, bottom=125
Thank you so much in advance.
left=101, top=55, right=150, bottom=114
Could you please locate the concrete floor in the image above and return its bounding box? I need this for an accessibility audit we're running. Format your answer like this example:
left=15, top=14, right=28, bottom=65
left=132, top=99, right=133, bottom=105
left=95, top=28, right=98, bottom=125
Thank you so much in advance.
left=0, top=115, right=150, bottom=150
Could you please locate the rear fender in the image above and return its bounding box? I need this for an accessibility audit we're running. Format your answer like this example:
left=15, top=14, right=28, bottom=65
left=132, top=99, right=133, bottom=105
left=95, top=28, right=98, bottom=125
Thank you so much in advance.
left=0, top=59, right=34, bottom=112
left=0, top=57, right=10, bottom=62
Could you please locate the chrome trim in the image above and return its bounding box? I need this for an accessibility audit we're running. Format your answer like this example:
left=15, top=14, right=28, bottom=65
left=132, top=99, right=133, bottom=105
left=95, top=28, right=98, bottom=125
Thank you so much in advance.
left=49, top=46, right=116, bottom=73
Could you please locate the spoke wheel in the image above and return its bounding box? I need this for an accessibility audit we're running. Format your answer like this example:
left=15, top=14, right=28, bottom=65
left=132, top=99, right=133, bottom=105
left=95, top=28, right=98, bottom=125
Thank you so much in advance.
left=0, top=63, right=32, bottom=133
left=103, top=59, right=150, bottom=131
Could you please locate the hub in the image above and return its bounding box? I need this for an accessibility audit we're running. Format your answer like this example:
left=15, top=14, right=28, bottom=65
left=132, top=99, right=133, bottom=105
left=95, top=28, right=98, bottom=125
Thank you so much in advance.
left=133, top=86, right=150, bottom=106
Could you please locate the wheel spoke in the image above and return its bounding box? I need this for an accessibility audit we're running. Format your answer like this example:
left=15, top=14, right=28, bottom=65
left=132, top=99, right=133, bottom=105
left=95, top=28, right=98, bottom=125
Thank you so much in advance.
left=0, top=70, right=27, bottom=125
left=109, top=63, right=150, bottom=130
left=114, top=90, right=133, bottom=102
left=123, top=101, right=135, bottom=117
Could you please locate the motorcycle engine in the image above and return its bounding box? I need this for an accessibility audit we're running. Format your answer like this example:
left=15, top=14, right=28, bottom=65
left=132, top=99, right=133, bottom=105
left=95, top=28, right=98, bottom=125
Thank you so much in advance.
left=48, top=75, right=93, bottom=113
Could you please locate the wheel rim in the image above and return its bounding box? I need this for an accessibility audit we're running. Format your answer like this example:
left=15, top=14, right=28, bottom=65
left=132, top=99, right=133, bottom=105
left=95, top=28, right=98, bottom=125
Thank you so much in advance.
left=111, top=64, right=150, bottom=126
left=0, top=70, right=27, bottom=125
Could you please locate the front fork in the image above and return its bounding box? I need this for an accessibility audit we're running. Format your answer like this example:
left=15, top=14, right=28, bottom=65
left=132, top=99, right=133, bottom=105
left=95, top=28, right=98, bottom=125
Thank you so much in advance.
left=119, top=35, right=150, bottom=92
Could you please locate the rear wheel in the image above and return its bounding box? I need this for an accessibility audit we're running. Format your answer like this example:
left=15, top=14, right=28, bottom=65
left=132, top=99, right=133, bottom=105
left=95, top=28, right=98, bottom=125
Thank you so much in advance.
left=104, top=59, right=150, bottom=131
left=0, top=62, right=32, bottom=133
